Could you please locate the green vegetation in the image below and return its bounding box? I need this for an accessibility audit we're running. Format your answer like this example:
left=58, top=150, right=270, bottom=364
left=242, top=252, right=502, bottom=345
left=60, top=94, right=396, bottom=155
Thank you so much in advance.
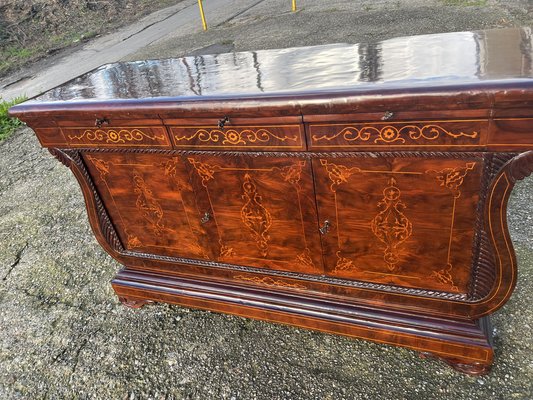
left=0, top=96, right=27, bottom=142
left=0, top=0, right=178, bottom=79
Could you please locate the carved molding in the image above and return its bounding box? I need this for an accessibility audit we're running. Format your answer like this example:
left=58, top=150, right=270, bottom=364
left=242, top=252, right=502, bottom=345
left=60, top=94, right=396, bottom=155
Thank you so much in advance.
left=77, top=147, right=486, bottom=160
left=468, top=153, right=518, bottom=300
left=122, top=248, right=468, bottom=301
left=506, top=150, right=533, bottom=183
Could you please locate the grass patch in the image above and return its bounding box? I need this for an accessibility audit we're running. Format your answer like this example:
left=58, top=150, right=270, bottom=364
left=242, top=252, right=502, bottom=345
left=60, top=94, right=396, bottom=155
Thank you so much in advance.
left=0, top=45, right=39, bottom=76
left=0, top=96, right=27, bottom=142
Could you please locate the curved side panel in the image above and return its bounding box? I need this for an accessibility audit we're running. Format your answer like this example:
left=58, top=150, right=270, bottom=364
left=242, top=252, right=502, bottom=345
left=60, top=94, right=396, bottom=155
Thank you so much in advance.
left=48, top=148, right=125, bottom=261
left=468, top=150, right=533, bottom=318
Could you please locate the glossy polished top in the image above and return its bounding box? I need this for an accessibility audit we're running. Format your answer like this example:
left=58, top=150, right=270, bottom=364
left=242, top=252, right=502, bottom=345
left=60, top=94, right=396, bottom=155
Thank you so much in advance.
left=24, top=28, right=533, bottom=105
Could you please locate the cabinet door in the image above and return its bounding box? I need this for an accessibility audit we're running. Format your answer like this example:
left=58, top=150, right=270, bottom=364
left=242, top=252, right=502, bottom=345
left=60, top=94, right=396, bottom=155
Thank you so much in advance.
left=312, top=155, right=484, bottom=294
left=186, top=155, right=324, bottom=274
left=83, top=152, right=214, bottom=260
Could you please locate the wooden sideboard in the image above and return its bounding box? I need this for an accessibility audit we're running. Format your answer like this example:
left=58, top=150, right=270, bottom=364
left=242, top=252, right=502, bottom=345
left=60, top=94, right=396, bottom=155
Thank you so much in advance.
left=10, top=28, right=533, bottom=375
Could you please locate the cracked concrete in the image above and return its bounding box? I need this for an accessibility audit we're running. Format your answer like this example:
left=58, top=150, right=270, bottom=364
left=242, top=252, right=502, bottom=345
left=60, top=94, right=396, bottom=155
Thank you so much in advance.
left=2, top=243, right=27, bottom=281
left=0, top=0, right=532, bottom=399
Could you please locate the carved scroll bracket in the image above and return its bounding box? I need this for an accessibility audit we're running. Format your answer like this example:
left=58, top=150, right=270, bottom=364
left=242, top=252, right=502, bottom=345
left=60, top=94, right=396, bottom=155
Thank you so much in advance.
left=506, top=150, right=533, bottom=183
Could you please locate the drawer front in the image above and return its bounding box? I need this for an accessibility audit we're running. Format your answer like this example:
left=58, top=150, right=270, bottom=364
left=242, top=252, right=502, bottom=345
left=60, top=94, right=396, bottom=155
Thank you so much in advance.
left=62, top=126, right=172, bottom=148
left=308, top=120, right=487, bottom=150
left=488, top=118, right=533, bottom=150
left=34, top=127, right=67, bottom=147
left=169, top=125, right=305, bottom=150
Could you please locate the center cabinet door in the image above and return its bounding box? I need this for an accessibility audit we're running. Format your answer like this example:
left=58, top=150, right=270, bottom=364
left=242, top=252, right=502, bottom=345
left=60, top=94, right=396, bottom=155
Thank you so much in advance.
left=186, top=154, right=324, bottom=274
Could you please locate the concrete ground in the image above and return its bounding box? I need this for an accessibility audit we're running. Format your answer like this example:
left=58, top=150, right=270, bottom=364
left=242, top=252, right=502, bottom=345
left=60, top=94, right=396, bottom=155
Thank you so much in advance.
left=1, top=0, right=533, bottom=399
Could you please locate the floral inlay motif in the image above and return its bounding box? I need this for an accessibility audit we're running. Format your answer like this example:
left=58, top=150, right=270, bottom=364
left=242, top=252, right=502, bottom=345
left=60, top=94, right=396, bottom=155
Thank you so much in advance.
left=371, top=178, right=412, bottom=271
left=320, top=159, right=362, bottom=192
left=219, top=239, right=236, bottom=259
left=333, top=251, right=357, bottom=273
left=425, top=162, right=476, bottom=198
left=241, top=174, right=272, bottom=257
left=280, top=161, right=306, bottom=185
left=174, top=128, right=298, bottom=146
left=188, top=158, right=220, bottom=187
left=312, top=124, right=479, bottom=144
left=133, top=171, right=167, bottom=236
left=295, top=248, right=315, bottom=270
left=431, top=264, right=459, bottom=292
left=86, top=155, right=110, bottom=180
left=233, top=275, right=306, bottom=289
left=68, top=128, right=166, bottom=144
left=127, top=234, right=142, bottom=249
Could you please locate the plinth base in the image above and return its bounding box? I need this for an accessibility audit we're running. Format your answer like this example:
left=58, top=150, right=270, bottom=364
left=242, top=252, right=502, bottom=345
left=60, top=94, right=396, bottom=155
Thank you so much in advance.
left=112, top=268, right=494, bottom=375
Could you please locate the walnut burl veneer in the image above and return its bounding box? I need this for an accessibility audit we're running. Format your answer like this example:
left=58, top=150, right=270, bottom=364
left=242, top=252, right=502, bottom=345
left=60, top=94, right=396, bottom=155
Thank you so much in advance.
left=10, top=28, right=533, bottom=376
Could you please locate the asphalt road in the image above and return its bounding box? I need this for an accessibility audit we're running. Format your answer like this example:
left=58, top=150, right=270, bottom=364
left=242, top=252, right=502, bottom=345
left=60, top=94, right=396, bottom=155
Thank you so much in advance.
left=0, top=0, right=532, bottom=399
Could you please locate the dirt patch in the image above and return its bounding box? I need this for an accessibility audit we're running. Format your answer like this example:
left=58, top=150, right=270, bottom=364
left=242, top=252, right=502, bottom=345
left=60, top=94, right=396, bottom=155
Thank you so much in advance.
left=0, top=0, right=179, bottom=78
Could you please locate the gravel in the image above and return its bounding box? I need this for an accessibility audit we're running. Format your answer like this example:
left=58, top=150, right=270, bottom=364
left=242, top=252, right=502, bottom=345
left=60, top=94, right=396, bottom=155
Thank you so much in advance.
left=1, top=0, right=532, bottom=398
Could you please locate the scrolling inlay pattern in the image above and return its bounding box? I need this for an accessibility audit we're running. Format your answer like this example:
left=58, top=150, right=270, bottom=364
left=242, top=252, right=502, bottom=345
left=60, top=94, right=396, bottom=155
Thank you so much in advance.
left=334, top=251, right=357, bottom=273
left=425, top=162, right=476, bottom=291
left=432, top=264, right=459, bottom=292
left=174, top=128, right=298, bottom=146
left=187, top=158, right=220, bottom=187
left=280, top=161, right=305, bottom=185
left=85, top=155, right=110, bottom=180
left=312, top=124, right=479, bottom=144
left=233, top=275, right=306, bottom=289
left=68, top=128, right=166, bottom=144
left=219, top=239, right=236, bottom=259
left=295, top=248, right=314, bottom=269
left=319, top=159, right=362, bottom=192
left=241, top=174, right=273, bottom=257
left=133, top=172, right=168, bottom=236
left=426, top=162, right=476, bottom=198
left=371, top=178, right=413, bottom=272
left=126, top=233, right=142, bottom=249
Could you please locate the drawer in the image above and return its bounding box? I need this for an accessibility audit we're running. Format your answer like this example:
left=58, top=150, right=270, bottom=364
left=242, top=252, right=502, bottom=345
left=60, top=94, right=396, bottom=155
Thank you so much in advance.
left=308, top=119, right=488, bottom=150
left=61, top=125, right=172, bottom=148
left=169, top=124, right=305, bottom=150
left=34, top=127, right=67, bottom=147
left=488, top=118, right=533, bottom=150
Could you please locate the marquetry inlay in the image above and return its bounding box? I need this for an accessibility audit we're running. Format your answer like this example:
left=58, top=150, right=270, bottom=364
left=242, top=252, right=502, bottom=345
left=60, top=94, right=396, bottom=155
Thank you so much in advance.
left=371, top=178, right=413, bottom=272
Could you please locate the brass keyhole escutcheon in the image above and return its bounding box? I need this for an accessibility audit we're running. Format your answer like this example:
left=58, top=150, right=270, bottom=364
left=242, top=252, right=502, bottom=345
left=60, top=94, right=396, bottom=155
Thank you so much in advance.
left=201, top=212, right=211, bottom=224
left=319, top=220, right=330, bottom=235
left=218, top=116, right=230, bottom=129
